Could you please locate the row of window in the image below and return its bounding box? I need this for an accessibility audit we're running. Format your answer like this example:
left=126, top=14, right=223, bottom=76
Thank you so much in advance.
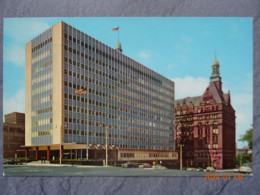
left=32, top=95, right=52, bottom=106
left=64, top=116, right=169, bottom=134
left=32, top=83, right=52, bottom=95
left=64, top=96, right=170, bottom=122
left=120, top=153, right=134, bottom=158
left=64, top=123, right=169, bottom=136
left=64, top=129, right=168, bottom=143
left=176, top=105, right=220, bottom=115
left=32, top=37, right=52, bottom=53
left=63, top=63, right=171, bottom=106
left=31, top=69, right=52, bottom=86
left=32, top=49, right=52, bottom=64
left=32, top=118, right=52, bottom=127
left=32, top=60, right=52, bottom=75
left=64, top=34, right=163, bottom=86
left=35, top=107, right=52, bottom=115
left=32, top=130, right=52, bottom=137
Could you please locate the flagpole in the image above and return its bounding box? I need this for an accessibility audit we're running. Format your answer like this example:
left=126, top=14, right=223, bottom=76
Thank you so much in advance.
left=118, top=26, right=120, bottom=41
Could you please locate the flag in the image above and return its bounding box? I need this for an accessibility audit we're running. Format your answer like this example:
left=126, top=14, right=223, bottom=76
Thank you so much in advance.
left=75, top=87, right=87, bottom=95
left=112, top=27, right=119, bottom=31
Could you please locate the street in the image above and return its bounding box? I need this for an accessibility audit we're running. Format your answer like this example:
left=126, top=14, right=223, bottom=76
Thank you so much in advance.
left=3, top=164, right=249, bottom=177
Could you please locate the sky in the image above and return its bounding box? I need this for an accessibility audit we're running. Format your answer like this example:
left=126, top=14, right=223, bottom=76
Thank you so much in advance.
left=3, top=17, right=253, bottom=148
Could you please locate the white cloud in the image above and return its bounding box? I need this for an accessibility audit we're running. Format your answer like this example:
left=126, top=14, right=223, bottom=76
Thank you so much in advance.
left=137, top=50, right=151, bottom=60
left=3, top=88, right=25, bottom=117
left=4, top=44, right=25, bottom=67
left=172, top=76, right=209, bottom=99
left=4, top=19, right=50, bottom=43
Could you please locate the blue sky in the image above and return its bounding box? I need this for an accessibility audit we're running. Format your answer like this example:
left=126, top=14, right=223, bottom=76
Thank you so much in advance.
left=3, top=17, right=253, bottom=148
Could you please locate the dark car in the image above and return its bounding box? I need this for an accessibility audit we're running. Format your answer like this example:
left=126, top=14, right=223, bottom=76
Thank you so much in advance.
left=121, top=162, right=138, bottom=168
left=4, top=159, right=18, bottom=165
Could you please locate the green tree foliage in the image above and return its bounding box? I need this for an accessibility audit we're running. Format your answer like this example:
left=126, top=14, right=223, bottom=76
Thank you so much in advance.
left=235, top=153, right=252, bottom=165
left=239, top=128, right=253, bottom=149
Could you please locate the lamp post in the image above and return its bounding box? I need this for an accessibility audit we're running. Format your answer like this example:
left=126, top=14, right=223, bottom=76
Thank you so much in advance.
left=60, top=144, right=62, bottom=165
left=180, top=144, right=184, bottom=170
left=105, top=125, right=108, bottom=167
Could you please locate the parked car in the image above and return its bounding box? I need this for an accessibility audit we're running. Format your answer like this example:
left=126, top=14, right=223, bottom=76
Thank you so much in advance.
left=4, top=159, right=18, bottom=165
left=239, top=166, right=252, bottom=174
left=121, top=162, right=138, bottom=168
left=152, top=164, right=167, bottom=170
left=206, top=167, right=215, bottom=172
left=196, top=167, right=204, bottom=172
left=139, top=163, right=152, bottom=168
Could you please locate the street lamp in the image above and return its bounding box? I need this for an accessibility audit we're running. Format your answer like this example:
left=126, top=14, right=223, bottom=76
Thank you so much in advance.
left=105, top=125, right=108, bottom=167
left=179, top=144, right=184, bottom=170
left=75, top=86, right=89, bottom=160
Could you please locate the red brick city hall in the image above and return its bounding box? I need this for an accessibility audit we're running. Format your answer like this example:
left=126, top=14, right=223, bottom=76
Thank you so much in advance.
left=174, top=57, right=236, bottom=169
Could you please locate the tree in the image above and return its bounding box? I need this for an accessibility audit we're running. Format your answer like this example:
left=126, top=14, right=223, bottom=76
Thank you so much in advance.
left=239, top=128, right=253, bottom=149
left=235, top=153, right=252, bottom=165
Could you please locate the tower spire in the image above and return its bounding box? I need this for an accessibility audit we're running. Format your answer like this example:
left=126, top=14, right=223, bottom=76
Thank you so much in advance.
left=210, top=55, right=222, bottom=91
left=210, top=56, right=221, bottom=82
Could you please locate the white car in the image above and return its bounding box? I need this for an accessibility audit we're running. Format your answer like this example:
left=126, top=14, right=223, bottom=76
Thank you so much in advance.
left=206, top=167, right=215, bottom=172
left=239, top=166, right=252, bottom=174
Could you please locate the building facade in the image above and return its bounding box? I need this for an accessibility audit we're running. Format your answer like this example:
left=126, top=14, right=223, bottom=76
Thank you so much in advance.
left=25, top=21, right=176, bottom=162
left=3, top=112, right=25, bottom=158
left=174, top=58, right=236, bottom=169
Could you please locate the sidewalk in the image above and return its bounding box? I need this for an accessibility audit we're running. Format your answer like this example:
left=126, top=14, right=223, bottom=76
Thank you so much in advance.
left=23, top=161, right=107, bottom=168
left=215, top=169, right=239, bottom=173
left=24, top=161, right=71, bottom=167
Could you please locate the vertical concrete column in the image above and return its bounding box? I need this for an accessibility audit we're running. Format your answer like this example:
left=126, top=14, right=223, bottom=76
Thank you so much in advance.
left=35, top=147, right=39, bottom=160
left=25, top=148, right=28, bottom=159
left=60, top=145, right=63, bottom=159
left=47, top=146, right=50, bottom=161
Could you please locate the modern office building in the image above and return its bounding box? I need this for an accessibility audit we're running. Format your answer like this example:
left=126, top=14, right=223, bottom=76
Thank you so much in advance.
left=25, top=21, right=177, bottom=162
left=3, top=112, right=25, bottom=158
left=174, top=58, right=236, bottom=169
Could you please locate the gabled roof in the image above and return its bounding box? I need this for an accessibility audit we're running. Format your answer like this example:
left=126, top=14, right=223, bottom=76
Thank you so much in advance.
left=176, top=96, right=202, bottom=107
left=207, top=82, right=225, bottom=104
left=175, top=81, right=229, bottom=106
